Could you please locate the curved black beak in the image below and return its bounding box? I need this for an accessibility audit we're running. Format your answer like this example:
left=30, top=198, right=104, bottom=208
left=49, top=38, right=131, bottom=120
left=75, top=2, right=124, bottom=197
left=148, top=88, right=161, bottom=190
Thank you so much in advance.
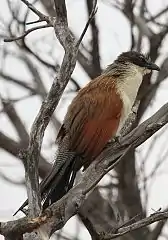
left=146, top=62, right=160, bottom=71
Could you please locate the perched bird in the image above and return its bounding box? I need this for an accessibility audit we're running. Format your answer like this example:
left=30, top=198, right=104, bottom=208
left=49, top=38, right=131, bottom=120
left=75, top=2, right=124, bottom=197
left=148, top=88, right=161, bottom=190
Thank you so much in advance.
left=14, top=51, right=159, bottom=215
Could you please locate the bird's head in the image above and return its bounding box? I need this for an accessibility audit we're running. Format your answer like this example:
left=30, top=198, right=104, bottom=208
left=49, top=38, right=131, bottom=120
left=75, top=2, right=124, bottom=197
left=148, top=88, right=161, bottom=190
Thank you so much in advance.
left=116, top=51, right=160, bottom=75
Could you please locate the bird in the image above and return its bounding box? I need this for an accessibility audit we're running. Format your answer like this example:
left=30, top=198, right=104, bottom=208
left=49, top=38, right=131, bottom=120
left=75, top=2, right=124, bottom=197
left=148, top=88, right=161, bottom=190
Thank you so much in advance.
left=14, top=51, right=160, bottom=215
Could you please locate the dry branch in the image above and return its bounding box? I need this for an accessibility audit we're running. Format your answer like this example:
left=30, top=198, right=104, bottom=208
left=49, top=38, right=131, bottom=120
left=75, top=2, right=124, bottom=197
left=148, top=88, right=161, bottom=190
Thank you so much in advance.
left=2, top=0, right=97, bottom=239
left=4, top=24, right=52, bottom=42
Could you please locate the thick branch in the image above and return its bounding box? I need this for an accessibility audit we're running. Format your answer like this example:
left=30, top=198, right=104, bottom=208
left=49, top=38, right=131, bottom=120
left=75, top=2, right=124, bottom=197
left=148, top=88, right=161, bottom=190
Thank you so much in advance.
left=24, top=0, right=76, bottom=218
left=15, top=0, right=97, bottom=227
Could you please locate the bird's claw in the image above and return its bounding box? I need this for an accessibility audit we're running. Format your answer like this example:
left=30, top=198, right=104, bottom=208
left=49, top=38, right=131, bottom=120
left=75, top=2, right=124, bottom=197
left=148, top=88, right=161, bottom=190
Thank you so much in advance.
left=109, top=135, right=121, bottom=144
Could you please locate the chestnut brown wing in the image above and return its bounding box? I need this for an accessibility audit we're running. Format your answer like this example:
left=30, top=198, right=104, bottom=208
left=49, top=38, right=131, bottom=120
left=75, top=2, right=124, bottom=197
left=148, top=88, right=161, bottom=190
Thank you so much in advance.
left=57, top=76, right=123, bottom=160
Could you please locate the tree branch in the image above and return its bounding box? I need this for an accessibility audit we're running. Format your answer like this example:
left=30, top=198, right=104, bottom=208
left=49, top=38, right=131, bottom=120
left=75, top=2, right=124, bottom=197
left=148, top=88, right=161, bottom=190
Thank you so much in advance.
left=20, top=0, right=49, bottom=22
left=0, top=131, right=51, bottom=179
left=148, top=207, right=168, bottom=240
left=1, top=98, right=29, bottom=142
left=0, top=72, right=37, bottom=94
left=104, top=211, right=168, bottom=239
left=3, top=0, right=97, bottom=238
left=4, top=24, right=52, bottom=42
left=86, top=0, right=101, bottom=75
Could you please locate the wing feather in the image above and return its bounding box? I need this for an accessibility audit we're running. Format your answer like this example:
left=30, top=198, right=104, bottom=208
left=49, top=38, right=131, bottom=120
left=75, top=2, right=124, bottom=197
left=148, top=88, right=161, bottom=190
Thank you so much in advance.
left=57, top=75, right=123, bottom=164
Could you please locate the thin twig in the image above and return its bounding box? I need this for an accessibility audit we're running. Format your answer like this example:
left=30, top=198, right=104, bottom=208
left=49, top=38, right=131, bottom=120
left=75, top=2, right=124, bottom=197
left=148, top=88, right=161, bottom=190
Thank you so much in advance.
left=20, top=0, right=49, bottom=22
left=26, top=19, right=45, bottom=25
left=4, top=24, right=52, bottom=42
left=104, top=211, right=168, bottom=239
left=76, top=0, right=98, bottom=47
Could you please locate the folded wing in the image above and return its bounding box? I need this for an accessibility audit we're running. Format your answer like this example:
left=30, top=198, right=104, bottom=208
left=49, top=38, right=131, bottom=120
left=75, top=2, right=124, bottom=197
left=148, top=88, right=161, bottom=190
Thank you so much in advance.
left=58, top=76, right=123, bottom=166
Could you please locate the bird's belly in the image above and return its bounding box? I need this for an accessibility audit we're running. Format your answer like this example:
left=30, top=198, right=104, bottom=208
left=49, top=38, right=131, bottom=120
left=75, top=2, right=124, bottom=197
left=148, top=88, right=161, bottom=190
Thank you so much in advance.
left=116, top=92, right=133, bottom=135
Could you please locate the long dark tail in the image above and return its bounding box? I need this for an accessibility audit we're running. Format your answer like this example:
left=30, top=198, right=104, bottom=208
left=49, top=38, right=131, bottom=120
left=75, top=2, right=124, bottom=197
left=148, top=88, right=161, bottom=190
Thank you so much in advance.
left=13, top=137, right=81, bottom=215
left=42, top=152, right=77, bottom=209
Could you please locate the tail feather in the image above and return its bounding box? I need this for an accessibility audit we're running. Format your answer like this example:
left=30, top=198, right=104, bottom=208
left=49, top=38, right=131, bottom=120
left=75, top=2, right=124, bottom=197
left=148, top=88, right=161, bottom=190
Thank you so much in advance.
left=13, top=135, right=81, bottom=215
left=42, top=153, right=76, bottom=209
left=43, top=154, right=83, bottom=208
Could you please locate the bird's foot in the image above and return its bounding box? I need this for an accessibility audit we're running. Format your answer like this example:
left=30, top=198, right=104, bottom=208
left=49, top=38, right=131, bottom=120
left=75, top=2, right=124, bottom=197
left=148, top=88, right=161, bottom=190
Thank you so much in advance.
left=109, top=135, right=121, bottom=144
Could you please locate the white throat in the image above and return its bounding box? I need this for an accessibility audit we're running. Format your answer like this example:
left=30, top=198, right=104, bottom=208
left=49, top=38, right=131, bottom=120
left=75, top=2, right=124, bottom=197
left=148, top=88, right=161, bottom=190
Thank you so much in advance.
left=116, top=64, right=144, bottom=134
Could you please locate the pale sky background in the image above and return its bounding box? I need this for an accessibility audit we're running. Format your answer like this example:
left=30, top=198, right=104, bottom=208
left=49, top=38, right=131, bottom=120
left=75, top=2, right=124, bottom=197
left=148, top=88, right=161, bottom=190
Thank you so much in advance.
left=0, top=0, right=168, bottom=239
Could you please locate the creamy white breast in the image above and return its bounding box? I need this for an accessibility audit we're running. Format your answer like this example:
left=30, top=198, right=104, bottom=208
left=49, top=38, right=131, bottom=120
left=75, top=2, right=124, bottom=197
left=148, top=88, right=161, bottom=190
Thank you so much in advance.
left=115, top=65, right=144, bottom=135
